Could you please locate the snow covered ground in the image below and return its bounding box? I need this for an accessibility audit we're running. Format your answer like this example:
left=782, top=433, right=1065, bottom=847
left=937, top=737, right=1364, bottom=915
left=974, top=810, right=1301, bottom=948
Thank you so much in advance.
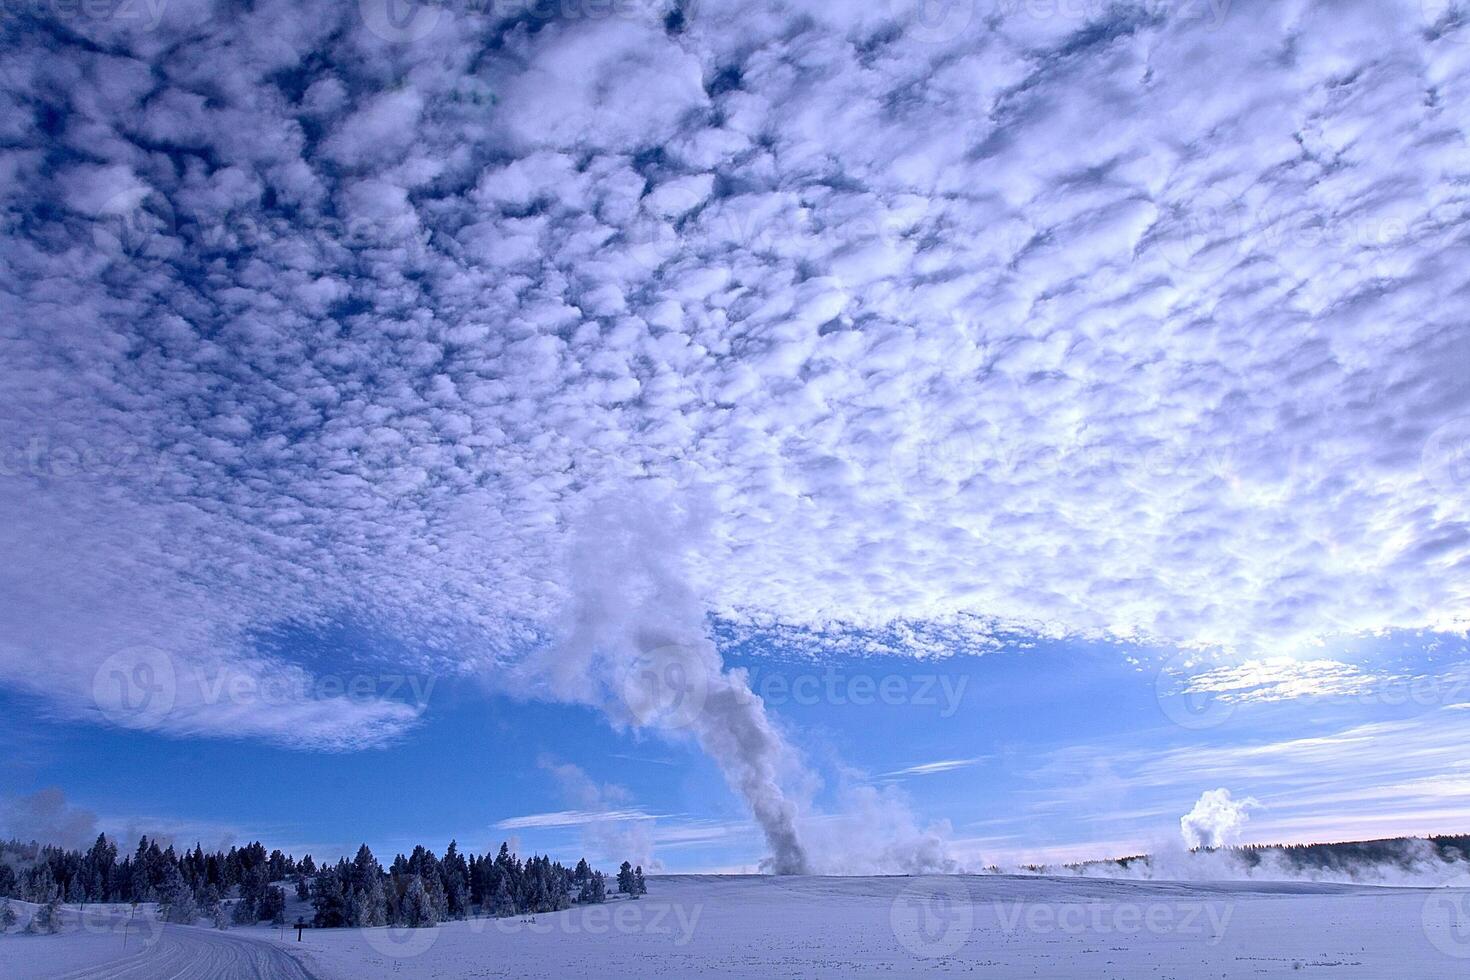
left=3, top=874, right=1468, bottom=978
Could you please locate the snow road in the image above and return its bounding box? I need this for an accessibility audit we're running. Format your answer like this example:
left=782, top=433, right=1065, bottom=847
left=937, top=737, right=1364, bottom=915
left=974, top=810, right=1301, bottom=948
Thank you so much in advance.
left=0, top=905, right=318, bottom=980
left=49, top=924, right=320, bottom=980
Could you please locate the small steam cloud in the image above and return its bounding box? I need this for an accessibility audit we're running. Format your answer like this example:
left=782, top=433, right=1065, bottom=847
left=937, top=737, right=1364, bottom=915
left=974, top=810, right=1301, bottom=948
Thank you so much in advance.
left=518, top=486, right=809, bottom=874
left=801, top=780, right=965, bottom=875
left=0, top=788, right=99, bottom=851
left=1180, top=788, right=1260, bottom=850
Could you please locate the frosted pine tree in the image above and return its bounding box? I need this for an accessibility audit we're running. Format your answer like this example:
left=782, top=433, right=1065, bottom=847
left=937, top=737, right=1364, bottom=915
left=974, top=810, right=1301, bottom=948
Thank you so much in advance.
left=617, top=861, right=635, bottom=895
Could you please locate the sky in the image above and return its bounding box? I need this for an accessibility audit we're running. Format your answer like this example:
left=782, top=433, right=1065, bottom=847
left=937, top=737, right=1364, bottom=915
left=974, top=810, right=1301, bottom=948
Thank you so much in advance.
left=1, top=0, right=1469, bottom=873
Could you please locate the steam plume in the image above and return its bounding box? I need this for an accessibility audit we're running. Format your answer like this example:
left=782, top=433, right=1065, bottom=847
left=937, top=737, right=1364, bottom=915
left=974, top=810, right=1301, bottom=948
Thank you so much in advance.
left=521, top=487, right=809, bottom=874
left=1180, top=788, right=1260, bottom=850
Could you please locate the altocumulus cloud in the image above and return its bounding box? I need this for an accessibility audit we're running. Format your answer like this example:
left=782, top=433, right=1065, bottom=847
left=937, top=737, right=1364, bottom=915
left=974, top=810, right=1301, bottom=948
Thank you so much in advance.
left=0, top=0, right=1468, bottom=748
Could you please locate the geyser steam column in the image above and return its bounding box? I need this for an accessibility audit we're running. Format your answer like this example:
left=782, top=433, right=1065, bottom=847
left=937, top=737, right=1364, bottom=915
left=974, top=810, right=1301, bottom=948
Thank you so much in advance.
left=538, top=489, right=809, bottom=876
left=621, top=627, right=809, bottom=875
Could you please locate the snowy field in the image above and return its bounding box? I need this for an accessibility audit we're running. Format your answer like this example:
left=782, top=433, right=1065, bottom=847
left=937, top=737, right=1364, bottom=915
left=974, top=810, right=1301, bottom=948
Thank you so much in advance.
left=3, top=874, right=1469, bottom=979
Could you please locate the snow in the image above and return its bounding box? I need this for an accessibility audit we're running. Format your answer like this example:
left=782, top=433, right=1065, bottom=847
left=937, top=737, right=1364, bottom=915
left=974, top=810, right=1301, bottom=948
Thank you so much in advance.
left=3, top=875, right=1468, bottom=978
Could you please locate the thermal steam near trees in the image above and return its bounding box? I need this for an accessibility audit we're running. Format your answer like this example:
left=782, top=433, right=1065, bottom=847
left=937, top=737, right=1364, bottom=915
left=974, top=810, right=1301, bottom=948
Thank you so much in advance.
left=517, top=488, right=810, bottom=874
left=511, top=486, right=966, bottom=876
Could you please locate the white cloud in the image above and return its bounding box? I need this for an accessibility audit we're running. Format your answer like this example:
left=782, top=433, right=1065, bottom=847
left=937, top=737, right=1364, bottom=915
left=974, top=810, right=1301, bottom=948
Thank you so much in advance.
left=1181, top=659, right=1378, bottom=704
left=883, top=758, right=985, bottom=777
left=495, top=809, right=661, bottom=830
left=1, top=0, right=1468, bottom=753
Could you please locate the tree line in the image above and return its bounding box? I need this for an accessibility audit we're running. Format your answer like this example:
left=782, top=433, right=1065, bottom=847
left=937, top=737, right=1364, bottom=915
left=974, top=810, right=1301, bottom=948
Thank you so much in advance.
left=0, top=835, right=647, bottom=933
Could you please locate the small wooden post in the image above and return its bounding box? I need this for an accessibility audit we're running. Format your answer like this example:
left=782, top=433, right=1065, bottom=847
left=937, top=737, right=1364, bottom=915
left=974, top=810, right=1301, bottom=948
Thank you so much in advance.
left=294, top=917, right=307, bottom=942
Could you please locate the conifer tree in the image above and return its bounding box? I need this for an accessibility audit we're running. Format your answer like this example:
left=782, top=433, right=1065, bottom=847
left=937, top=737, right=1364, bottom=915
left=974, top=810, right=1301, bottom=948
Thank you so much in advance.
left=311, top=870, right=348, bottom=928
left=29, top=860, right=58, bottom=904
left=402, top=875, right=437, bottom=928
left=424, top=868, right=449, bottom=920
left=617, top=861, right=635, bottom=895
left=362, top=872, right=388, bottom=927
left=491, top=873, right=514, bottom=917
left=443, top=841, right=469, bottom=920
left=28, top=895, right=62, bottom=934
left=258, top=885, right=286, bottom=925
left=162, top=864, right=198, bottom=924
left=578, top=870, right=606, bottom=904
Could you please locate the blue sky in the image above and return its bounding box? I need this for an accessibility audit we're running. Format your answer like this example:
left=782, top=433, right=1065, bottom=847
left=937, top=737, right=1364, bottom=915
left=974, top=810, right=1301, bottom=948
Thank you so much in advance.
left=2, top=0, right=1470, bottom=873
left=5, top=625, right=1469, bottom=871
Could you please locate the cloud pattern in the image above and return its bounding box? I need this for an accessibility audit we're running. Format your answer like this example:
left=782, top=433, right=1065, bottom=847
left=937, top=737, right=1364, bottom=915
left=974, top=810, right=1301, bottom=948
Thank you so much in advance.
left=2, top=0, right=1469, bottom=744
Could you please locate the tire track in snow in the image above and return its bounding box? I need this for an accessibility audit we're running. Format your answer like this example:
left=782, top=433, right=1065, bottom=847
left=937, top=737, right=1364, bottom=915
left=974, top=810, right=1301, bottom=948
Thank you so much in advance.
left=51, top=923, right=319, bottom=980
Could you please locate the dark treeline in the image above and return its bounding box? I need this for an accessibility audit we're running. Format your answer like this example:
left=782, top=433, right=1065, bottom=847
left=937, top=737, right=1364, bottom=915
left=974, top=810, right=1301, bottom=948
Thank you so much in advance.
left=0, top=835, right=648, bottom=930
left=1231, top=834, right=1470, bottom=873
left=1055, top=833, right=1470, bottom=874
